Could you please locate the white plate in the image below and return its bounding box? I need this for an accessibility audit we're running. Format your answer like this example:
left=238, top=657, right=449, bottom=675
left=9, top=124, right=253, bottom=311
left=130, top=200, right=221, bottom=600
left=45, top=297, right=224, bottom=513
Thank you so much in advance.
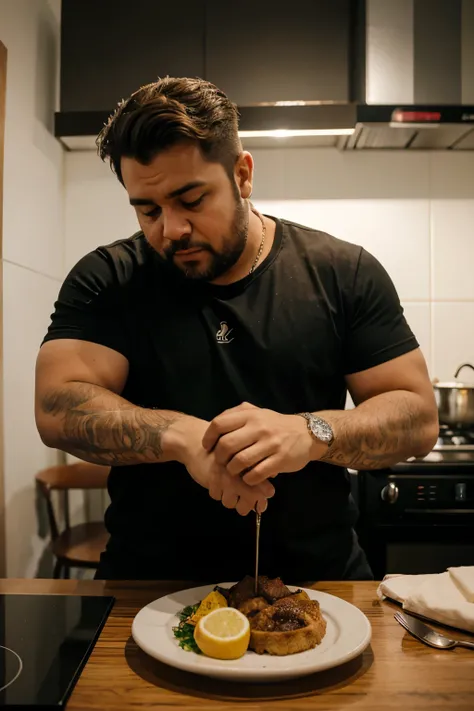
left=131, top=583, right=371, bottom=682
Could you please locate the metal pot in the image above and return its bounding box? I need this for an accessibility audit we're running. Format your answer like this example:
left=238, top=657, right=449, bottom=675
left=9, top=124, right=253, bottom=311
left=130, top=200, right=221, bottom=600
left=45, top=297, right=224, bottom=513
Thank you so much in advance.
left=433, top=363, right=474, bottom=427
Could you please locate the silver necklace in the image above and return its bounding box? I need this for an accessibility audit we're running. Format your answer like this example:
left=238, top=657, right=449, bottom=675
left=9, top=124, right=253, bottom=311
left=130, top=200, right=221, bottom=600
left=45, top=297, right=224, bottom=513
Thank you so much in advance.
left=248, top=207, right=266, bottom=275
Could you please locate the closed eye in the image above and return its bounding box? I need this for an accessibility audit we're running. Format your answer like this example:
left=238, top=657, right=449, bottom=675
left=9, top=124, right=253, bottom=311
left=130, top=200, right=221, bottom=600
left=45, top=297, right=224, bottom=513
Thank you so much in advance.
left=143, top=206, right=161, bottom=218
left=182, top=194, right=206, bottom=209
left=142, top=193, right=205, bottom=218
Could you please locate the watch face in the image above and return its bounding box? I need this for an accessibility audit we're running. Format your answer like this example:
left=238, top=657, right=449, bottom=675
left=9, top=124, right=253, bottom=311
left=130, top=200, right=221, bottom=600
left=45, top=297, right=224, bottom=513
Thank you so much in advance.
left=310, top=416, right=333, bottom=443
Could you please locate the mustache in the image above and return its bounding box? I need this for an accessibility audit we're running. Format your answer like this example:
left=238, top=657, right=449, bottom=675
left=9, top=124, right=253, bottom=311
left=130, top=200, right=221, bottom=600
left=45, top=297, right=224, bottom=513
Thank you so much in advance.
left=164, top=238, right=214, bottom=258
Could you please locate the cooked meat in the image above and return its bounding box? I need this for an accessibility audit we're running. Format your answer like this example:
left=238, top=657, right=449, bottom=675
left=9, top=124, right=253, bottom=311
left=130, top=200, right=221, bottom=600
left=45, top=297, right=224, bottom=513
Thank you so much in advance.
left=257, top=576, right=292, bottom=603
left=227, top=575, right=256, bottom=608
left=227, top=576, right=308, bottom=607
left=216, top=575, right=326, bottom=655
left=273, top=596, right=323, bottom=620
left=249, top=597, right=327, bottom=655
left=271, top=617, right=306, bottom=632
left=251, top=597, right=319, bottom=631
left=238, top=596, right=269, bottom=618
left=253, top=605, right=306, bottom=632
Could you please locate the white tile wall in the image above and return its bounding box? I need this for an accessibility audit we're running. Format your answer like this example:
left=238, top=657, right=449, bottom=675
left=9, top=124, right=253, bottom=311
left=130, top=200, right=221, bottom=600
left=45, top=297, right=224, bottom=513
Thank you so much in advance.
left=64, top=152, right=138, bottom=273
left=432, top=303, right=474, bottom=383
left=2, top=261, right=61, bottom=577
left=251, top=148, right=431, bottom=200
left=430, top=153, right=474, bottom=199
left=1, top=0, right=64, bottom=279
left=432, top=199, right=474, bottom=300
left=64, top=148, right=474, bottom=383
left=1, top=0, right=66, bottom=577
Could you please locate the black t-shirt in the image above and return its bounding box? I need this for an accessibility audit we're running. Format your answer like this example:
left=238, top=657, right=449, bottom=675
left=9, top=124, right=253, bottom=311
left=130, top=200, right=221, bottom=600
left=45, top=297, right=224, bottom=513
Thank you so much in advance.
left=42, top=217, right=418, bottom=579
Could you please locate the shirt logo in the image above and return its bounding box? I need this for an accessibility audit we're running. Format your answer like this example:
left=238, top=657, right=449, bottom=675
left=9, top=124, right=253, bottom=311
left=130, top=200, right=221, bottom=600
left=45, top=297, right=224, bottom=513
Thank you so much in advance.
left=216, top=321, right=234, bottom=344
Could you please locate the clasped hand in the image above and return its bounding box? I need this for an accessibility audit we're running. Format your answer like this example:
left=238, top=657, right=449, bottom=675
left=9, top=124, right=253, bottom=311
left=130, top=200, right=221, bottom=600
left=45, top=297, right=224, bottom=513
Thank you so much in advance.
left=183, top=404, right=319, bottom=516
left=203, top=402, right=316, bottom=485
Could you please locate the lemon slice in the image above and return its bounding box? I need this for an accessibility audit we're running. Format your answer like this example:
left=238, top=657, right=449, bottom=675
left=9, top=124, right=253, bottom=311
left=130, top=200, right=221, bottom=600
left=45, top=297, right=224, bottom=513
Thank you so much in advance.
left=194, top=607, right=250, bottom=660
left=187, top=591, right=228, bottom=626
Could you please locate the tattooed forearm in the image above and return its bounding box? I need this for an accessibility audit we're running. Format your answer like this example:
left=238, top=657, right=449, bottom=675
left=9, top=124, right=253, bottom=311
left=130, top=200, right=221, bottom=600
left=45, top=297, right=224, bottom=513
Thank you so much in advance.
left=316, top=390, right=439, bottom=470
left=39, top=381, right=184, bottom=466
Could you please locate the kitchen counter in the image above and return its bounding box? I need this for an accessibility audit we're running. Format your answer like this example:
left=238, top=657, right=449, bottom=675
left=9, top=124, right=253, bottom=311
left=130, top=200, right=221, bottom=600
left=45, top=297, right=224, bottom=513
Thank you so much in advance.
left=2, top=579, right=473, bottom=711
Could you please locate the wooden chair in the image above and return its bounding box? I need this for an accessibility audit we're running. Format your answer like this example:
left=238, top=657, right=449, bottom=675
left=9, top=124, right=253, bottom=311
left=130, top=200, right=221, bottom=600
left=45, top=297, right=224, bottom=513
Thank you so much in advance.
left=35, top=462, right=110, bottom=579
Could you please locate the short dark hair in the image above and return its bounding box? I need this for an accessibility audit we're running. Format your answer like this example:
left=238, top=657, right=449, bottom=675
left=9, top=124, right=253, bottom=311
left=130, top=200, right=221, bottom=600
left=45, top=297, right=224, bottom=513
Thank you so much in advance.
left=96, top=76, right=241, bottom=185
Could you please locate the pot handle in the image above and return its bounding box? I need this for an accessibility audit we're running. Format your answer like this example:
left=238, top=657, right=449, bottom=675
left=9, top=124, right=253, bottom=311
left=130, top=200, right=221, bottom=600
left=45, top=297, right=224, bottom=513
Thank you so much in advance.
left=454, top=363, right=474, bottom=379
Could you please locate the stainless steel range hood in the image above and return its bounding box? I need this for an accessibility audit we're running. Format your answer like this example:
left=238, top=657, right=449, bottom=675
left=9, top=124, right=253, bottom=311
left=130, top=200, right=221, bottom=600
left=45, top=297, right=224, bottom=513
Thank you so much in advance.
left=346, top=104, right=474, bottom=150
left=341, top=0, right=474, bottom=150
left=55, top=0, right=474, bottom=151
left=240, top=0, right=474, bottom=151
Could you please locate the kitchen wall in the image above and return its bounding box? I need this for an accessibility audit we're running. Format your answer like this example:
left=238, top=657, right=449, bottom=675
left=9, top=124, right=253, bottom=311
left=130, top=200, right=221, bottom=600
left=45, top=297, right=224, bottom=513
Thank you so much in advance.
left=0, top=0, right=65, bottom=577
left=65, top=148, right=474, bottom=383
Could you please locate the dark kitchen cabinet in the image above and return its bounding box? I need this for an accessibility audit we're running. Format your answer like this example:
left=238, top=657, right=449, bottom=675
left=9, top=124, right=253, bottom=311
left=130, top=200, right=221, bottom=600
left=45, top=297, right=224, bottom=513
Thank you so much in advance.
left=60, top=0, right=205, bottom=112
left=205, top=0, right=353, bottom=105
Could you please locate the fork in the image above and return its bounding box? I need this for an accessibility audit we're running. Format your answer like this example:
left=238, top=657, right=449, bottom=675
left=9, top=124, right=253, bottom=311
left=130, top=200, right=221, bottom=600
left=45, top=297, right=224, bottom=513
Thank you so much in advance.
left=394, top=611, right=474, bottom=650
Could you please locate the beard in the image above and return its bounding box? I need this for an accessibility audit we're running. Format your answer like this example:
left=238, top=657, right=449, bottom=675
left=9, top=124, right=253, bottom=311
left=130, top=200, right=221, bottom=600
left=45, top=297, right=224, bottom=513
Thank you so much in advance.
left=160, top=197, right=249, bottom=282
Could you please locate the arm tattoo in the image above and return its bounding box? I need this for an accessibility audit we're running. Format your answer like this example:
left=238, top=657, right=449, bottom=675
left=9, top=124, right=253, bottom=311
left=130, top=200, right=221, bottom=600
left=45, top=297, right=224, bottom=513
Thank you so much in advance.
left=317, top=391, right=438, bottom=470
left=41, top=382, right=180, bottom=466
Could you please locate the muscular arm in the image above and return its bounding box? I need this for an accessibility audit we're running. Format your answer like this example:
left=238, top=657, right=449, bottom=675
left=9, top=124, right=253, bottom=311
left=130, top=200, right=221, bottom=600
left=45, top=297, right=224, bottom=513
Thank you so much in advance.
left=316, top=350, right=439, bottom=469
left=35, top=340, right=192, bottom=466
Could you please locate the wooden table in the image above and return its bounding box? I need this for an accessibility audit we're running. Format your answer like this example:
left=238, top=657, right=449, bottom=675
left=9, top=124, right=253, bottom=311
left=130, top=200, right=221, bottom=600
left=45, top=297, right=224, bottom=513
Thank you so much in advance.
left=1, top=579, right=473, bottom=710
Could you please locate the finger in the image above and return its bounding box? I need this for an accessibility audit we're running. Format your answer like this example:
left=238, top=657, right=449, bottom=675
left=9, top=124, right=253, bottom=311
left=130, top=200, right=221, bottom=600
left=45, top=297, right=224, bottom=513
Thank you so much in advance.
left=221, top=489, right=239, bottom=509
left=218, top=402, right=258, bottom=416
left=256, top=496, right=269, bottom=514
left=226, top=440, right=277, bottom=476
left=243, top=457, right=281, bottom=486
left=213, top=429, right=260, bottom=467
left=208, top=476, right=223, bottom=501
left=202, top=411, right=249, bottom=451
left=256, top=478, right=275, bottom=498
left=214, top=402, right=257, bottom=419
left=234, top=474, right=274, bottom=500
left=234, top=487, right=267, bottom=516
left=235, top=498, right=254, bottom=516
left=230, top=479, right=271, bottom=516
left=233, top=401, right=258, bottom=412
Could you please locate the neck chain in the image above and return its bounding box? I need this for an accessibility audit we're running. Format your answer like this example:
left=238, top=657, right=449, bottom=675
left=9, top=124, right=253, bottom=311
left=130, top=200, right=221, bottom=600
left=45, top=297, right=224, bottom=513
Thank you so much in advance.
left=248, top=207, right=266, bottom=275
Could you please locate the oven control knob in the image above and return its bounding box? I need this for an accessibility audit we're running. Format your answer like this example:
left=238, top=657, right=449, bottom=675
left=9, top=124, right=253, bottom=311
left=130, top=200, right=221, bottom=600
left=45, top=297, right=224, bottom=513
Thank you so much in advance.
left=381, top=482, right=399, bottom=503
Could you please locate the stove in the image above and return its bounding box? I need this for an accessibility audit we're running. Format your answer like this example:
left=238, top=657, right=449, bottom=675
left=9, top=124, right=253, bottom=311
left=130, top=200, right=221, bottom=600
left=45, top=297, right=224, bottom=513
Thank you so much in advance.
left=0, top=594, right=114, bottom=709
left=354, top=426, right=474, bottom=578
left=397, top=425, right=474, bottom=466
left=435, top=425, right=474, bottom=450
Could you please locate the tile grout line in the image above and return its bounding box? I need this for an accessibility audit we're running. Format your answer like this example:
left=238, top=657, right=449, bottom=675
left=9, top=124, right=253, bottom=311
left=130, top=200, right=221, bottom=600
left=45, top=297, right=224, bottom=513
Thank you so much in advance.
left=3, top=259, right=62, bottom=283
left=428, top=154, right=435, bottom=377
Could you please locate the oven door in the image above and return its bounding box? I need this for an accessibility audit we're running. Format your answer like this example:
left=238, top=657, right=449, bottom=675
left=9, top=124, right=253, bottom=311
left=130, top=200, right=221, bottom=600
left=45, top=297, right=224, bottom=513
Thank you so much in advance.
left=355, top=468, right=474, bottom=578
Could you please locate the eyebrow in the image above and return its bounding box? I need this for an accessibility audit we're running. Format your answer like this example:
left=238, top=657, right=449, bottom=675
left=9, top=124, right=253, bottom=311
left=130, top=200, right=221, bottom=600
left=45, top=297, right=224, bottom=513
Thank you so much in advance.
left=129, top=181, right=207, bottom=206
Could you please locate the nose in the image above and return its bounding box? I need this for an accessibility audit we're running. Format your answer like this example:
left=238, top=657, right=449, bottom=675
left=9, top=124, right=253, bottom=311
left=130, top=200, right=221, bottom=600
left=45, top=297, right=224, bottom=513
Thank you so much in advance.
left=162, top=208, right=192, bottom=242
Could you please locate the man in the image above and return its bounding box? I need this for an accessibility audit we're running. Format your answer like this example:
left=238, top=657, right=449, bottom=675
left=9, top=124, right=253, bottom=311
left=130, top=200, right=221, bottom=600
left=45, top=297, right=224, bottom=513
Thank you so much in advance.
left=35, top=77, right=439, bottom=582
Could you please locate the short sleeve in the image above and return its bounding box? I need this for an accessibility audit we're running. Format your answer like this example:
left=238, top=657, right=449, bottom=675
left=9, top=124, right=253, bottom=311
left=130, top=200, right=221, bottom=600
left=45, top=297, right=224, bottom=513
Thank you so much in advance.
left=42, top=249, right=130, bottom=359
left=343, top=248, right=419, bottom=375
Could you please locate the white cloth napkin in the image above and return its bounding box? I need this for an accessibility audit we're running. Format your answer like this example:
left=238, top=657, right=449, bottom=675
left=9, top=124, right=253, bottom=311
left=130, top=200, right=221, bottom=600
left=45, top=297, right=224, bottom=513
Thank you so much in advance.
left=377, top=567, right=474, bottom=634
left=448, top=566, right=474, bottom=602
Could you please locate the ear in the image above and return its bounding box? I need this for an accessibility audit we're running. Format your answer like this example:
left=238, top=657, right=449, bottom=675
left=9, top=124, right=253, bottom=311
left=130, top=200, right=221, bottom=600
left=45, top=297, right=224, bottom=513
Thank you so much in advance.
left=234, top=151, right=254, bottom=199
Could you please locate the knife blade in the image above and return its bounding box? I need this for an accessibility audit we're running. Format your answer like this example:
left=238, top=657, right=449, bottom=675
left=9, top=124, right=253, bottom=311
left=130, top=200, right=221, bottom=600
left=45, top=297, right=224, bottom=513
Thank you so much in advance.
left=254, top=511, right=261, bottom=595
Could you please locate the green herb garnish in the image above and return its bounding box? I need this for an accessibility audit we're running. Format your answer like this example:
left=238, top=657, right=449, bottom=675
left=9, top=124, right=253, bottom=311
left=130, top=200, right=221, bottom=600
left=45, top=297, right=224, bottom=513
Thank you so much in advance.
left=172, top=602, right=202, bottom=653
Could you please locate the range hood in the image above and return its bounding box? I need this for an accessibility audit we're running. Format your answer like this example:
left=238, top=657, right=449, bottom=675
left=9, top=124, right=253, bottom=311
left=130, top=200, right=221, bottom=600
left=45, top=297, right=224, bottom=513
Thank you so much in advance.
left=55, top=0, right=474, bottom=151
left=344, top=0, right=474, bottom=150
left=347, top=104, right=474, bottom=150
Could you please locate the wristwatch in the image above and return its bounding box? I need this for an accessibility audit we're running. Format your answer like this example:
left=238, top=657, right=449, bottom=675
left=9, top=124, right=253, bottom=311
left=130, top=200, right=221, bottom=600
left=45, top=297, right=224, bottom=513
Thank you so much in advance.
left=297, top=412, right=334, bottom=447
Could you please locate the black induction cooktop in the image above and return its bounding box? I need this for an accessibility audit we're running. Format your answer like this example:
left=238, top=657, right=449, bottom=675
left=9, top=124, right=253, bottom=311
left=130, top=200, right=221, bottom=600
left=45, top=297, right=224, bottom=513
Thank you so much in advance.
left=0, top=594, right=114, bottom=709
